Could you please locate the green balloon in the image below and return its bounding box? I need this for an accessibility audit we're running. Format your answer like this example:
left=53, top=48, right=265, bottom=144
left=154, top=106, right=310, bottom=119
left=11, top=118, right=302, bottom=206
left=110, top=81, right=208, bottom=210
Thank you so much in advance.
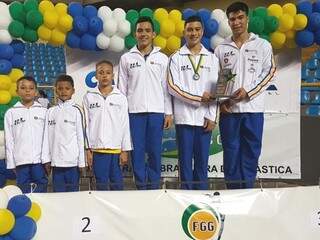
left=9, top=1, right=26, bottom=24
left=125, top=35, right=137, bottom=49
left=130, top=18, right=138, bottom=34
left=248, top=9, right=254, bottom=20
left=139, top=8, right=153, bottom=18
left=0, top=104, right=9, bottom=121
left=126, top=9, right=139, bottom=23
left=22, top=27, right=38, bottom=42
left=260, top=34, right=270, bottom=42
left=153, top=19, right=160, bottom=35
left=8, top=96, right=20, bottom=107
left=8, top=20, right=25, bottom=38
left=264, top=16, right=279, bottom=34
left=26, top=10, right=43, bottom=30
left=253, top=7, right=268, bottom=20
left=24, top=0, right=38, bottom=13
left=248, top=16, right=264, bottom=34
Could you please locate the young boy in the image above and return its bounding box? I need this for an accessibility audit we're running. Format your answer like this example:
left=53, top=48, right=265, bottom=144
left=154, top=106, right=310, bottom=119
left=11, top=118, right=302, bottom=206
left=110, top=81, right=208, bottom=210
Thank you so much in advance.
left=4, top=76, right=48, bottom=193
left=83, top=60, right=132, bottom=190
left=41, top=75, right=85, bottom=192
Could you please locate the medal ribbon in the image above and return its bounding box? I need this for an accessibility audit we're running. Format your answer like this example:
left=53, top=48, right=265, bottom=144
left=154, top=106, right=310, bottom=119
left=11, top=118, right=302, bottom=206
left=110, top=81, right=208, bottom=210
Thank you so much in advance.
left=188, top=54, right=204, bottom=78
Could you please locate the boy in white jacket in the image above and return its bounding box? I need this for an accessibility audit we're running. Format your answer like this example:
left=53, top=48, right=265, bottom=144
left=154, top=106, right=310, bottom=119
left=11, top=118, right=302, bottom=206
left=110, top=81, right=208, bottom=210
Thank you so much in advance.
left=5, top=76, right=48, bottom=193
left=84, top=60, right=132, bottom=190
left=42, top=75, right=85, bottom=192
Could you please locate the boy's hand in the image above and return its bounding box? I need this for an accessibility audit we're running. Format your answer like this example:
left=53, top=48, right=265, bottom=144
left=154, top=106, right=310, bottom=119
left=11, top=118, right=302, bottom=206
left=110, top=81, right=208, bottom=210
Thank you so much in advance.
left=79, top=167, right=86, bottom=177
left=164, top=115, right=173, bottom=130
left=202, top=91, right=215, bottom=103
left=86, top=150, right=93, bottom=170
left=203, top=118, right=216, bottom=132
left=119, top=151, right=128, bottom=166
left=44, top=163, right=51, bottom=176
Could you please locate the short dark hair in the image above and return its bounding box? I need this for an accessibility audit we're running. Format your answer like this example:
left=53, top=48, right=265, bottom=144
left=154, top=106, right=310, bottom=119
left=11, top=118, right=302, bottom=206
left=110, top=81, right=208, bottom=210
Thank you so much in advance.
left=135, top=16, right=154, bottom=31
left=16, top=76, right=37, bottom=89
left=96, top=60, right=113, bottom=70
left=55, top=74, right=74, bottom=88
left=184, top=15, right=203, bottom=27
left=226, top=1, right=249, bottom=18
left=38, top=89, right=47, bottom=98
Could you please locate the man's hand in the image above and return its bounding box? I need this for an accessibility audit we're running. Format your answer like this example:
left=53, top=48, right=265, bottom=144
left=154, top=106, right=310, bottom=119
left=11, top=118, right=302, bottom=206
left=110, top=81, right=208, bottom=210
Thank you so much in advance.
left=86, top=150, right=93, bottom=170
left=220, top=99, right=233, bottom=114
left=202, top=91, right=215, bottom=103
left=203, top=118, right=216, bottom=132
left=232, top=88, right=248, bottom=102
left=44, top=163, right=51, bottom=176
left=163, top=115, right=173, bottom=130
left=119, top=151, right=129, bottom=166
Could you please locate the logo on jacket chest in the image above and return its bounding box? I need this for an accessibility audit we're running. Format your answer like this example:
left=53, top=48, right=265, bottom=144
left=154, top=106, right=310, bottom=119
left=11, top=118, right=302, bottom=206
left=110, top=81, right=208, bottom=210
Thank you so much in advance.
left=129, top=62, right=141, bottom=69
left=48, top=120, right=56, bottom=126
left=89, top=102, right=101, bottom=109
left=14, top=117, right=26, bottom=125
left=181, top=65, right=192, bottom=71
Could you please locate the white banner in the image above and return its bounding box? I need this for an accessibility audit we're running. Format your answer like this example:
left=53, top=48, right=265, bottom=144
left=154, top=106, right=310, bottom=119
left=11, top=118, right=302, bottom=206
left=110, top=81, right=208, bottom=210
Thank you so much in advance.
left=29, top=186, right=320, bottom=240
left=67, top=48, right=301, bottom=179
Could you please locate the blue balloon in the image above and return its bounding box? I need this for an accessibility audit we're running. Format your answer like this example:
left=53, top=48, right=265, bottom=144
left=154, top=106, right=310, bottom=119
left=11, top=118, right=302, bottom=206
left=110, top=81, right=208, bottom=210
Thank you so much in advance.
left=301, top=90, right=310, bottom=104
left=88, top=16, right=103, bottom=36
left=83, top=5, right=97, bottom=19
left=85, top=71, right=97, bottom=88
left=0, top=235, right=14, bottom=239
left=296, top=30, right=314, bottom=47
left=306, top=105, right=320, bottom=116
left=9, top=216, right=36, bottom=240
left=10, top=40, right=25, bottom=54
left=66, top=31, right=81, bottom=49
left=73, top=16, right=89, bottom=36
left=11, top=54, right=25, bottom=69
left=297, top=1, right=313, bottom=17
left=313, top=0, right=320, bottom=13
left=0, top=44, right=14, bottom=60
left=201, top=37, right=211, bottom=50
left=68, top=2, right=83, bottom=18
left=0, top=59, right=12, bottom=74
left=309, top=12, right=320, bottom=32
left=182, top=8, right=197, bottom=20
left=197, top=8, right=211, bottom=23
left=204, top=18, right=219, bottom=38
left=80, top=34, right=97, bottom=51
left=315, top=30, right=320, bottom=45
left=7, top=195, right=32, bottom=217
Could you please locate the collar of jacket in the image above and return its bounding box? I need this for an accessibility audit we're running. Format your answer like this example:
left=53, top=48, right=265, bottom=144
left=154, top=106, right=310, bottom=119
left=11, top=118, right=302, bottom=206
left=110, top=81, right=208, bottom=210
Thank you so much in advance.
left=179, top=44, right=210, bottom=56
left=130, top=45, right=161, bottom=56
left=14, top=101, right=43, bottom=109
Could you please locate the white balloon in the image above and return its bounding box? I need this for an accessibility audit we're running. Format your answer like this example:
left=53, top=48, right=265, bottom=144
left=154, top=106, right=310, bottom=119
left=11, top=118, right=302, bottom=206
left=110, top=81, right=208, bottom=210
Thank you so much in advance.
left=0, top=131, right=4, bottom=146
left=103, top=19, right=118, bottom=37
left=218, top=19, right=232, bottom=38
left=117, top=20, right=131, bottom=38
left=0, top=146, right=5, bottom=159
left=112, top=8, right=126, bottom=22
left=211, top=9, right=227, bottom=23
left=98, top=6, right=112, bottom=21
left=96, top=33, right=110, bottom=49
left=210, top=34, right=225, bottom=49
left=109, top=35, right=124, bottom=52
left=0, top=15, right=12, bottom=29
left=0, top=29, right=12, bottom=44
left=0, top=188, right=9, bottom=208
left=3, top=185, right=22, bottom=200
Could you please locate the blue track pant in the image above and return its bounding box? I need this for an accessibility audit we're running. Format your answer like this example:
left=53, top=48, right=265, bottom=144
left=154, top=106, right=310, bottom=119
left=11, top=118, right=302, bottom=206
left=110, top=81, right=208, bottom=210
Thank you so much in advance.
left=176, top=124, right=212, bottom=190
left=52, top=167, right=80, bottom=192
left=129, top=113, right=164, bottom=190
left=220, top=113, right=264, bottom=189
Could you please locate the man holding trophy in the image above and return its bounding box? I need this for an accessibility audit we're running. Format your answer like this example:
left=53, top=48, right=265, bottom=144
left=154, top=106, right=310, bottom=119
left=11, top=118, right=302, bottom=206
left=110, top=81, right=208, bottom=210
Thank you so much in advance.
left=214, top=1, right=276, bottom=189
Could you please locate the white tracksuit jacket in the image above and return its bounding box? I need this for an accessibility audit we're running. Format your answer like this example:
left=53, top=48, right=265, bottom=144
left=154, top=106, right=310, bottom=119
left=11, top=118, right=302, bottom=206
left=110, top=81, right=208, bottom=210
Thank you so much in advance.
left=118, top=45, right=173, bottom=115
left=83, top=87, right=132, bottom=151
left=4, top=101, right=47, bottom=169
left=168, top=44, right=219, bottom=126
left=214, top=33, right=276, bottom=113
left=41, top=99, right=85, bottom=168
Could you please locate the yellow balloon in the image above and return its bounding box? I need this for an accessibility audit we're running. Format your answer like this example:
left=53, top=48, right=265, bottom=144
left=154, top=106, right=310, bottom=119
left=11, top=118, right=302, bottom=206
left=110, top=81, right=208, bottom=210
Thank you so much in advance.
left=153, top=35, right=167, bottom=50
left=285, top=30, right=295, bottom=39
left=294, top=14, right=308, bottom=31
left=9, top=83, right=17, bottom=97
left=278, top=14, right=294, bottom=32
left=44, top=10, right=59, bottom=29
left=9, top=68, right=24, bottom=82
left=0, top=90, right=11, bottom=104
left=0, top=75, right=11, bottom=90
left=154, top=8, right=169, bottom=23
left=58, top=14, right=73, bottom=33
left=166, top=35, right=181, bottom=52
left=282, top=3, right=297, bottom=17
left=39, top=0, right=55, bottom=15
left=267, top=4, right=283, bottom=18
left=26, top=202, right=42, bottom=222
left=169, top=9, right=182, bottom=24
left=38, top=25, right=52, bottom=41
left=162, top=47, right=172, bottom=56
left=271, top=31, right=286, bottom=47
left=55, top=3, right=68, bottom=16
left=160, top=19, right=175, bottom=38
left=50, top=28, right=66, bottom=46
left=174, top=20, right=184, bottom=37
left=285, top=38, right=297, bottom=48
left=0, top=209, right=15, bottom=235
